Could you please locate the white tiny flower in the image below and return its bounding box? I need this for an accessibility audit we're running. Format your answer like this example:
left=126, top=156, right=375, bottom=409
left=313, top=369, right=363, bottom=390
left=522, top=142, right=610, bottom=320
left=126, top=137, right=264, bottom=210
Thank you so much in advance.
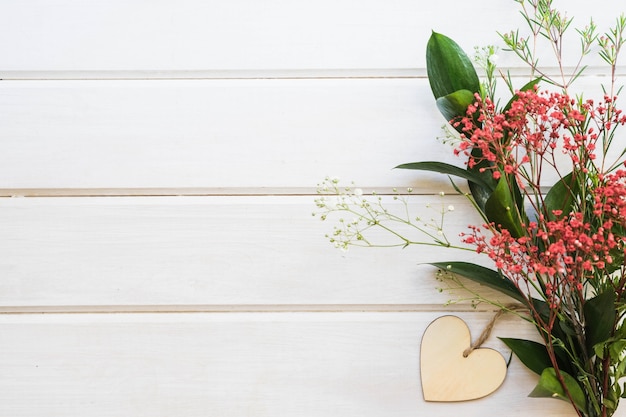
left=354, top=188, right=363, bottom=197
left=448, top=205, right=455, bottom=211
left=488, top=54, right=499, bottom=65
left=325, top=197, right=339, bottom=210
left=439, top=191, right=445, bottom=196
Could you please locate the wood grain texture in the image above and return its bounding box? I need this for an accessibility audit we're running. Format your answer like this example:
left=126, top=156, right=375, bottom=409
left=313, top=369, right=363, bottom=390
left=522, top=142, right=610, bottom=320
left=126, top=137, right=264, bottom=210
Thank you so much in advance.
left=420, top=316, right=507, bottom=402
left=0, top=312, right=583, bottom=417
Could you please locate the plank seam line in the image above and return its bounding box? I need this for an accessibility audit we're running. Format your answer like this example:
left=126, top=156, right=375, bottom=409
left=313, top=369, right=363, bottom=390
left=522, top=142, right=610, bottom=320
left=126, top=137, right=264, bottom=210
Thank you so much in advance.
left=0, top=304, right=495, bottom=315
left=1, top=66, right=623, bottom=80
left=0, top=186, right=550, bottom=198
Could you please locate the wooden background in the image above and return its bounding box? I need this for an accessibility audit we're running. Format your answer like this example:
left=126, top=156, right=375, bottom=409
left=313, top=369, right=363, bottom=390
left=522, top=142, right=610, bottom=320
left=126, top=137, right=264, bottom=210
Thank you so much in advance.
left=0, top=0, right=624, bottom=415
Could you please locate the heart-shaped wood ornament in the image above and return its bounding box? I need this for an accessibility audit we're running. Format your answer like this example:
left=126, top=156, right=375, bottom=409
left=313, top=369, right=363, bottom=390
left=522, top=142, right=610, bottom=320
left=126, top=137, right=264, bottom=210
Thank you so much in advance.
left=420, top=315, right=507, bottom=402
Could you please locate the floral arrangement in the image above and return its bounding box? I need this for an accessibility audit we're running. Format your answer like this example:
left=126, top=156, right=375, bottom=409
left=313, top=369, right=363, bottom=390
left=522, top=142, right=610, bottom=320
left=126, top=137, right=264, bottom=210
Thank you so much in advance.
left=314, top=1, right=626, bottom=416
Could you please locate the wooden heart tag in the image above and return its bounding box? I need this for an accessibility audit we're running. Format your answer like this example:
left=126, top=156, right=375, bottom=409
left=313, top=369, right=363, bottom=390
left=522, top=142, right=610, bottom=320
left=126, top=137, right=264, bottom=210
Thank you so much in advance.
left=420, top=315, right=507, bottom=402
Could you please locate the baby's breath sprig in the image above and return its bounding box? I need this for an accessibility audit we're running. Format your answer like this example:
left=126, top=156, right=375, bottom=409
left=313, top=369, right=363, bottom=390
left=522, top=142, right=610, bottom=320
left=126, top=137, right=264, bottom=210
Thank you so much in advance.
left=313, top=177, right=470, bottom=252
left=474, top=45, right=500, bottom=103
left=436, top=123, right=463, bottom=147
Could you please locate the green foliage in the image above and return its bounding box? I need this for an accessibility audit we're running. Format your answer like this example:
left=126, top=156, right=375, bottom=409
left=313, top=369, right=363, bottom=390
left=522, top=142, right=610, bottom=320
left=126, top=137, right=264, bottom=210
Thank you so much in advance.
left=500, top=338, right=551, bottom=375
left=529, top=368, right=587, bottom=413
left=435, top=90, right=477, bottom=123
left=543, top=172, right=579, bottom=219
left=467, top=147, right=497, bottom=213
left=426, top=32, right=480, bottom=100
left=317, top=3, right=626, bottom=416
left=395, top=161, right=493, bottom=191
left=426, top=31, right=495, bottom=215
left=584, top=290, right=616, bottom=352
left=429, top=261, right=525, bottom=304
left=425, top=31, right=529, bottom=230
left=484, top=175, right=525, bottom=238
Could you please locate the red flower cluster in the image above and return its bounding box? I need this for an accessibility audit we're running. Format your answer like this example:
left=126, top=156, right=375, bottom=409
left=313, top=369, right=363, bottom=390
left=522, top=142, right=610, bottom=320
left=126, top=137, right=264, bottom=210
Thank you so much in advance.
left=595, top=170, right=626, bottom=226
left=457, top=89, right=626, bottom=309
left=454, top=89, right=626, bottom=184
left=461, top=205, right=623, bottom=308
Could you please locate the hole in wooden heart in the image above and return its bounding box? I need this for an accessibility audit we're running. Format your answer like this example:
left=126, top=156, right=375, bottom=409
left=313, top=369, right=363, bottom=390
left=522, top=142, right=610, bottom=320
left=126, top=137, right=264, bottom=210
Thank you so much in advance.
left=420, top=315, right=507, bottom=402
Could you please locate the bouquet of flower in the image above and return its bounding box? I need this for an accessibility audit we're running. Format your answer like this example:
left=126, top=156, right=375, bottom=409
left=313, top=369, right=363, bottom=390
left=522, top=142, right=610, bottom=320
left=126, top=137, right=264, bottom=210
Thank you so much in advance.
left=315, top=1, right=626, bottom=416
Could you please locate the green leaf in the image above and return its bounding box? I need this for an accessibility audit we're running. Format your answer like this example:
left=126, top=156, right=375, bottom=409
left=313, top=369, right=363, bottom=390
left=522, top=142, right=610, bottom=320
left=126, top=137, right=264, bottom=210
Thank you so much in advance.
left=500, top=338, right=551, bottom=375
left=395, top=161, right=493, bottom=191
left=502, top=335, right=574, bottom=376
left=429, top=261, right=525, bottom=303
left=466, top=147, right=497, bottom=213
left=426, top=32, right=480, bottom=99
left=543, top=172, right=579, bottom=219
left=468, top=177, right=492, bottom=213
left=609, top=339, right=626, bottom=361
left=584, top=290, right=616, bottom=351
left=529, top=368, right=587, bottom=412
left=435, top=89, right=476, bottom=122
left=559, top=320, right=577, bottom=337
left=485, top=175, right=525, bottom=238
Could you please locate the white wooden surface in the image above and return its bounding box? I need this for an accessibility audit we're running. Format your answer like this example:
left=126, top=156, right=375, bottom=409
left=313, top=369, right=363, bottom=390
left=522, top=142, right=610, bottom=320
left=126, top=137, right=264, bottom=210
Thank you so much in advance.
left=0, top=313, right=574, bottom=417
left=1, top=0, right=624, bottom=415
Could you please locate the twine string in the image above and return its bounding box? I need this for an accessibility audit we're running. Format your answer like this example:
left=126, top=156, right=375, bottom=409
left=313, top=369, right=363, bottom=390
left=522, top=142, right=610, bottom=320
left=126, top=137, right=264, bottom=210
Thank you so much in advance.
left=463, top=304, right=528, bottom=358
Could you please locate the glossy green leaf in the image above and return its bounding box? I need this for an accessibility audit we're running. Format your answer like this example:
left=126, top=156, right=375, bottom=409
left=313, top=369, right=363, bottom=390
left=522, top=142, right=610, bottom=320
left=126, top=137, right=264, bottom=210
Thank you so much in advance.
left=529, top=368, right=587, bottom=412
left=500, top=338, right=551, bottom=375
left=435, top=89, right=476, bottom=122
left=526, top=301, right=581, bottom=376
left=503, top=334, right=575, bottom=376
left=584, top=290, right=616, bottom=351
left=395, top=161, right=493, bottom=190
left=609, top=339, right=626, bottom=361
left=485, top=175, right=525, bottom=238
left=543, top=172, right=578, bottom=219
left=429, top=261, right=525, bottom=303
left=426, top=32, right=480, bottom=99
left=466, top=147, right=497, bottom=213
left=468, top=179, right=492, bottom=213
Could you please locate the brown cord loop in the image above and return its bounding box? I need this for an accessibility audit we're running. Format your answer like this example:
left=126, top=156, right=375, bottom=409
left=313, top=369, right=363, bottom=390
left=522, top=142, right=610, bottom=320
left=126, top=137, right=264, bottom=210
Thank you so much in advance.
left=463, top=304, right=528, bottom=358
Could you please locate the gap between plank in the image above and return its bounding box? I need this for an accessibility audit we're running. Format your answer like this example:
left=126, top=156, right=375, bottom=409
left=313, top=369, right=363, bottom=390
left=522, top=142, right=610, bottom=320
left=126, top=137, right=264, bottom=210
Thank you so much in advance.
left=0, top=304, right=492, bottom=315
left=0, top=188, right=323, bottom=198
left=0, top=185, right=553, bottom=198
left=1, top=69, right=422, bottom=80
left=1, top=66, right=622, bottom=80
left=0, top=187, right=445, bottom=197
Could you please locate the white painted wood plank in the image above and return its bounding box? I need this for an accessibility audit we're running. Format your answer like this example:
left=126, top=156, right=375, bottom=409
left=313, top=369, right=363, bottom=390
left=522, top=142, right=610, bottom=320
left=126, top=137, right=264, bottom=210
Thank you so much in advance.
left=0, top=195, right=498, bottom=308
left=0, top=0, right=619, bottom=74
left=0, top=312, right=584, bottom=417
left=0, top=77, right=619, bottom=191
left=0, top=78, right=449, bottom=190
